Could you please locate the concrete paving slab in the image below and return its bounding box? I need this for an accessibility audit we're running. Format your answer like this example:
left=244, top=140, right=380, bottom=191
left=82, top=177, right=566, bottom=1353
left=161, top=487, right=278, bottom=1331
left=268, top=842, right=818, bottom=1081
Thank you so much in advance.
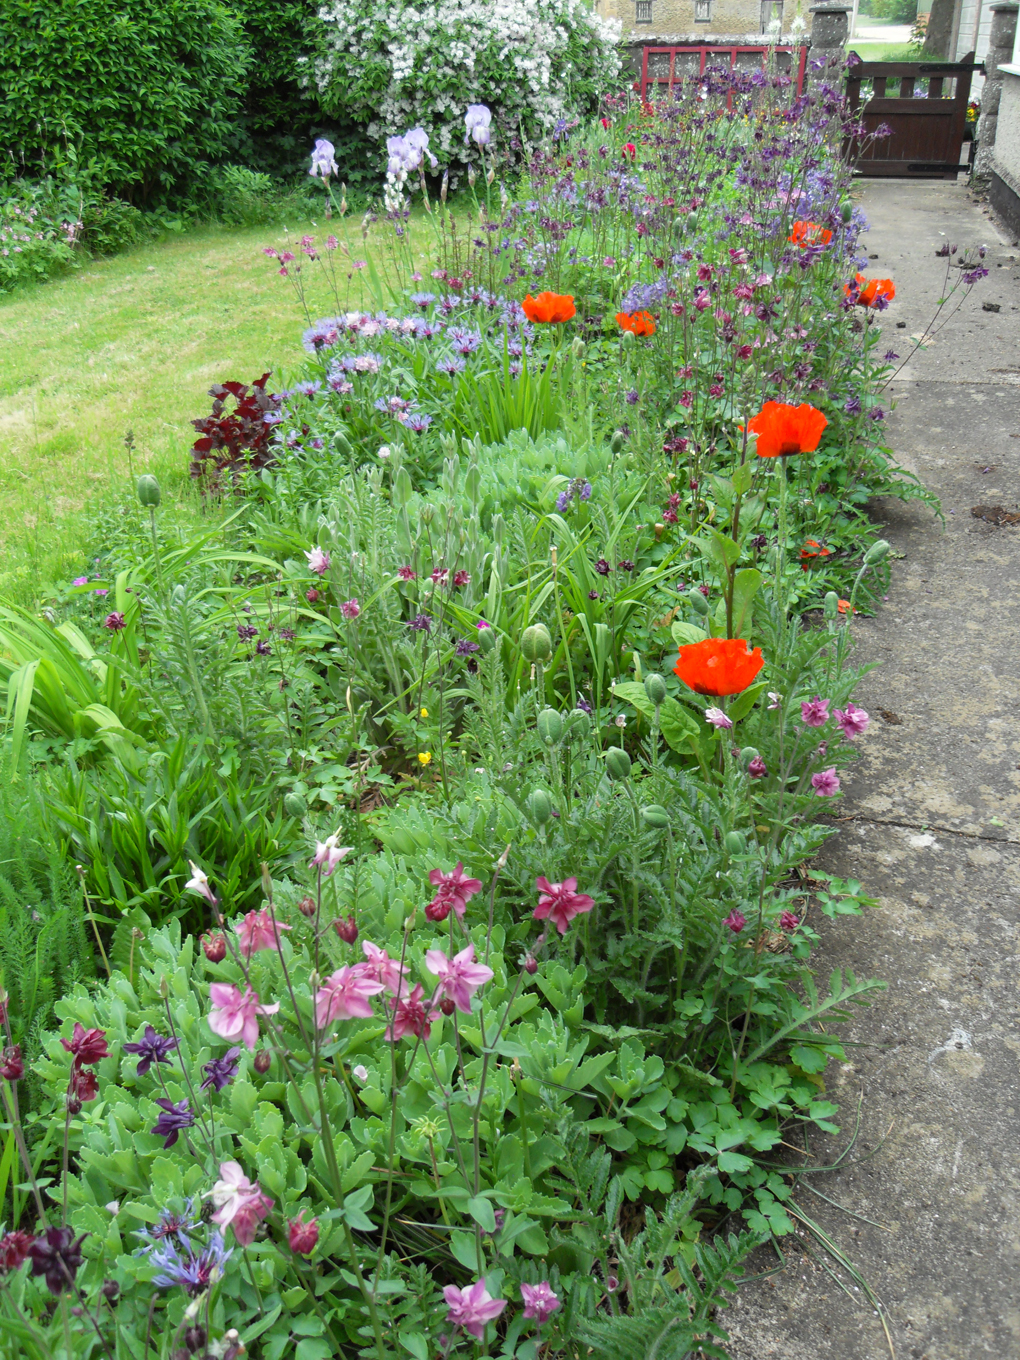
left=729, top=181, right=1020, bottom=1360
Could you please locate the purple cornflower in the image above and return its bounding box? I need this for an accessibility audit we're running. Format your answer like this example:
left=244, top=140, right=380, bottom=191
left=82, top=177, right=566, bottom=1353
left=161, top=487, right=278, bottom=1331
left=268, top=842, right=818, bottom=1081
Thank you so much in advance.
left=811, top=767, right=841, bottom=797
left=436, top=355, right=467, bottom=375
left=447, top=327, right=483, bottom=356
left=123, top=1026, right=178, bottom=1077
left=134, top=1199, right=201, bottom=1250
left=410, top=291, right=436, bottom=309
left=834, top=702, right=869, bottom=739
left=407, top=614, right=433, bottom=633
left=151, top=1099, right=195, bottom=1149
left=800, top=696, right=830, bottom=728
left=201, top=1048, right=241, bottom=1093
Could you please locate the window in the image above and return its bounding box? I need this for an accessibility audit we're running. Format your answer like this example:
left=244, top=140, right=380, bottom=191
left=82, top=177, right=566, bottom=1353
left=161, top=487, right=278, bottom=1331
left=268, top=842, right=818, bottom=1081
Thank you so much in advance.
left=635, top=1, right=653, bottom=21
left=760, top=0, right=783, bottom=31
left=695, top=0, right=712, bottom=20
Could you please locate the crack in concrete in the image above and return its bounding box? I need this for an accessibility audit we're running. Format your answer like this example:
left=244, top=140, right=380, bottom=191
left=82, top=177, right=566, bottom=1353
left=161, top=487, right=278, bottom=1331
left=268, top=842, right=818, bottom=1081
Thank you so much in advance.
left=835, top=813, right=1020, bottom=846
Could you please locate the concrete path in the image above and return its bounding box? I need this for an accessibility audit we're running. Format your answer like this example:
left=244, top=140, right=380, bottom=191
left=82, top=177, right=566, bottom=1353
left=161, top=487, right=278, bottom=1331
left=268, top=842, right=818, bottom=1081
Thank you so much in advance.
left=727, top=183, right=1020, bottom=1360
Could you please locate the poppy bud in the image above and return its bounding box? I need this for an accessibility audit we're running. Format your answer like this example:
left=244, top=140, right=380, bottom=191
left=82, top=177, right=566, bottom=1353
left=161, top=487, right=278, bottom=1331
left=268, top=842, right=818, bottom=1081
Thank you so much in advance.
left=297, top=896, right=316, bottom=917
left=739, top=746, right=761, bottom=767
left=334, top=915, right=359, bottom=944
left=283, top=791, right=307, bottom=819
left=688, top=587, right=710, bottom=616
left=620, top=329, right=635, bottom=347
left=644, top=673, right=668, bottom=706
left=724, top=830, right=746, bottom=855
left=537, top=708, right=563, bottom=746
left=605, top=747, right=632, bottom=781
left=521, top=623, right=553, bottom=663
left=523, top=954, right=538, bottom=974
left=253, top=1050, right=272, bottom=1074
left=439, top=997, right=456, bottom=1016
left=137, top=474, right=161, bottom=508
left=640, top=804, right=669, bottom=828
left=864, top=539, right=890, bottom=564
left=476, top=621, right=497, bottom=653
left=841, top=201, right=853, bottom=223
left=571, top=337, right=585, bottom=359
left=610, top=430, right=626, bottom=453
left=202, top=933, right=226, bottom=963
left=526, top=789, right=554, bottom=826
left=823, top=591, right=839, bottom=619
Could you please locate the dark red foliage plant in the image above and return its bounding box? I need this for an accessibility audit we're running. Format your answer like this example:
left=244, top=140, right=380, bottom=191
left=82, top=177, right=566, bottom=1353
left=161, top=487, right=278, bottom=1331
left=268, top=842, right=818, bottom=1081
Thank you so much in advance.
left=190, top=373, right=277, bottom=489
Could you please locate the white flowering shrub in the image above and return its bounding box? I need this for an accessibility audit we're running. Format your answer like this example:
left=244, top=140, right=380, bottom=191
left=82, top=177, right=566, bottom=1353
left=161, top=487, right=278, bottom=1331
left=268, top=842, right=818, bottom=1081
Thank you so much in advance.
left=312, top=0, right=622, bottom=163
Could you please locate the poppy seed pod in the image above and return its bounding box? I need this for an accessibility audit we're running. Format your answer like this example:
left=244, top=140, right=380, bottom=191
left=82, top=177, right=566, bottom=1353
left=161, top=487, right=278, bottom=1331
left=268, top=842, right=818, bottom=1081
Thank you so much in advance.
left=605, top=747, right=632, bottom=781
left=864, top=539, right=890, bottom=564
left=537, top=708, right=563, bottom=746
left=823, top=591, right=839, bottom=619
left=283, top=791, right=307, bottom=819
left=644, top=673, right=668, bottom=706
left=640, top=804, right=670, bottom=828
left=724, top=830, right=746, bottom=855
left=527, top=789, right=554, bottom=825
left=521, top=623, right=553, bottom=663
left=136, top=474, right=161, bottom=508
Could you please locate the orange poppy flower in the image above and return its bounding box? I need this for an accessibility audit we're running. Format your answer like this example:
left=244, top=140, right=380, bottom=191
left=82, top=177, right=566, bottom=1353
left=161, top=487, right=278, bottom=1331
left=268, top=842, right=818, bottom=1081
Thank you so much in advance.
left=789, top=220, right=833, bottom=247
left=845, top=274, right=895, bottom=307
left=673, top=637, right=764, bottom=697
left=799, top=539, right=832, bottom=569
left=837, top=598, right=855, bottom=614
left=747, top=401, right=828, bottom=458
left=522, top=292, right=576, bottom=324
left=616, top=310, right=656, bottom=337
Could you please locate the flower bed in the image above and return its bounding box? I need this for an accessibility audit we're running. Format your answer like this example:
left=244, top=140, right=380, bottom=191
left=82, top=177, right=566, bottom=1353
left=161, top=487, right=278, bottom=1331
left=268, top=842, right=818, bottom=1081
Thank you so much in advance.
left=0, top=72, right=985, bottom=1360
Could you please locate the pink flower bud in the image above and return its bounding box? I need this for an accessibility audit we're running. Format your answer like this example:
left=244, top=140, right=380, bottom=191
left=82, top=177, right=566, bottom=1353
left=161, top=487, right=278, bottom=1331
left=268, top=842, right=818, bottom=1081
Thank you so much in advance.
left=439, top=997, right=456, bottom=1016
left=523, top=954, right=538, bottom=975
left=334, top=915, right=359, bottom=944
left=298, top=896, right=316, bottom=917
left=288, top=1212, right=319, bottom=1255
left=202, top=933, right=227, bottom=963
left=253, top=1051, right=272, bottom=1074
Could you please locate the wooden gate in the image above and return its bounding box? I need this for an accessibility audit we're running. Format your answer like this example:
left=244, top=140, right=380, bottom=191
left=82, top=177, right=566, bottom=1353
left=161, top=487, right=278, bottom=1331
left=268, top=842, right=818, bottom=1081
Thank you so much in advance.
left=846, top=52, right=982, bottom=179
left=639, top=44, right=808, bottom=102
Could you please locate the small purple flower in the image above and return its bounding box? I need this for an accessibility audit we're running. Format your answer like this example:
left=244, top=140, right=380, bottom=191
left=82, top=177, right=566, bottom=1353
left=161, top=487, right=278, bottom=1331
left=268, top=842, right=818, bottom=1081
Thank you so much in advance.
left=800, top=696, right=830, bottom=728
left=617, top=560, right=634, bottom=572
left=309, top=138, right=338, bottom=181
left=123, top=1026, right=178, bottom=1077
left=410, top=291, right=436, bottom=310
left=151, top=1098, right=195, bottom=1149
left=704, top=706, right=732, bottom=730
left=521, top=1281, right=561, bottom=1324
left=624, top=389, right=640, bottom=405
left=595, top=559, right=611, bottom=575
left=556, top=490, right=571, bottom=512
left=151, top=1231, right=232, bottom=1294
left=456, top=639, right=479, bottom=656
left=237, top=623, right=258, bottom=641
left=436, top=355, right=467, bottom=376
left=811, top=767, right=841, bottom=797
left=104, top=612, right=126, bottom=632
left=403, top=412, right=433, bottom=433
left=843, top=395, right=863, bottom=416
left=576, top=697, right=593, bottom=714
left=201, top=1048, right=241, bottom=1093
left=724, top=909, right=746, bottom=933
left=868, top=408, right=885, bottom=422
left=883, top=351, right=899, bottom=362
left=834, top=702, right=869, bottom=739
left=747, top=755, right=768, bottom=779
left=72, top=576, right=89, bottom=587
left=407, top=613, right=433, bottom=633
left=255, top=640, right=272, bottom=656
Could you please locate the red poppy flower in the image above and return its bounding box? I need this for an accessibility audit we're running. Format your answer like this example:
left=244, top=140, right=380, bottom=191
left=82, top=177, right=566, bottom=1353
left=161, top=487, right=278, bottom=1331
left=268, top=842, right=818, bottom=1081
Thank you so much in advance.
left=748, top=401, right=828, bottom=458
left=616, top=310, right=656, bottom=337
left=845, top=273, right=895, bottom=307
left=522, top=292, right=576, bottom=324
left=789, top=220, right=833, bottom=247
left=837, top=598, right=855, bottom=614
left=799, top=539, right=832, bottom=569
left=673, top=637, right=764, bottom=697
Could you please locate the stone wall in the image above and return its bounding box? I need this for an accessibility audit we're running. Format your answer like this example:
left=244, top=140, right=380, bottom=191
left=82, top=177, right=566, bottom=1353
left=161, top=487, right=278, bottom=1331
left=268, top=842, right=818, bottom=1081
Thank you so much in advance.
left=984, top=3, right=1020, bottom=236
left=597, top=0, right=767, bottom=38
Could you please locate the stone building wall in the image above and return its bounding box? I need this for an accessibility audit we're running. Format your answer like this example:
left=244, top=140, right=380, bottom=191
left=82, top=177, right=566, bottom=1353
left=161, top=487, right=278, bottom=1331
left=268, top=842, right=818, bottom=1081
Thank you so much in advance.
left=597, top=0, right=774, bottom=38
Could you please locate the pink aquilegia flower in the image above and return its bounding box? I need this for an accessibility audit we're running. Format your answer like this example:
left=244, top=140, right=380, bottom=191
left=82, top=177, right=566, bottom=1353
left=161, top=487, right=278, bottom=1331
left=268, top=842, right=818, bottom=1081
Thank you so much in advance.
left=425, top=944, right=493, bottom=1014
left=387, top=984, right=439, bottom=1042
left=533, top=876, right=595, bottom=935
left=747, top=755, right=768, bottom=779
left=208, top=984, right=280, bottom=1050
left=800, top=696, right=831, bottom=728
left=724, top=909, right=746, bottom=933
left=398, top=565, right=416, bottom=581
left=340, top=598, right=360, bottom=620
left=310, top=833, right=353, bottom=877
left=186, top=860, right=217, bottom=906
left=288, top=1211, right=319, bottom=1255
left=521, top=1281, right=561, bottom=1324
left=779, top=911, right=799, bottom=931
left=306, top=547, right=331, bottom=576
left=209, top=1161, right=273, bottom=1246
left=811, top=767, right=841, bottom=797
left=443, top=1280, right=507, bottom=1340
left=235, top=908, right=291, bottom=959
left=425, top=862, right=484, bottom=922
left=704, top=706, right=733, bottom=730
left=834, top=702, right=869, bottom=739
left=361, top=941, right=407, bottom=995
left=315, top=966, right=384, bottom=1028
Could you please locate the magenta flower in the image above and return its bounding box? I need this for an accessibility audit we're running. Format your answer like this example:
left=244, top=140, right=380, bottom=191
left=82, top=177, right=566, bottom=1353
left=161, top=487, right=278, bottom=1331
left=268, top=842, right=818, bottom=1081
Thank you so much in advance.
left=834, top=702, right=869, bottom=739
left=425, top=944, right=493, bottom=1014
left=288, top=1211, right=319, bottom=1255
left=103, top=611, right=127, bottom=631
left=209, top=1161, right=273, bottom=1246
left=453, top=569, right=471, bottom=588
left=476, top=618, right=492, bottom=631
left=811, top=767, right=841, bottom=796
left=234, top=908, right=291, bottom=959
left=443, top=1280, right=507, bottom=1340
left=340, top=598, right=360, bottom=620
left=724, top=909, right=746, bottom=933
left=704, top=706, right=732, bottom=730
left=398, top=565, right=416, bottom=581
left=425, top=862, right=483, bottom=922
left=533, top=876, right=595, bottom=935
left=747, top=755, right=768, bottom=778
left=800, top=696, right=830, bottom=728
left=521, top=1281, right=561, bottom=1324
left=779, top=910, right=799, bottom=931
left=315, top=965, right=384, bottom=1028
left=361, top=941, right=407, bottom=995
left=208, top=984, right=280, bottom=1050
left=387, top=984, right=439, bottom=1041
left=306, top=546, right=331, bottom=576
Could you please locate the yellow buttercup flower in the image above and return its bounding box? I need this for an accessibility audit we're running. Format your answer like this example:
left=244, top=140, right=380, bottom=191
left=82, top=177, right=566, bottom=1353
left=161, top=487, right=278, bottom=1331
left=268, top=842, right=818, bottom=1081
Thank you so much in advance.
left=418, top=752, right=432, bottom=766
left=420, top=707, right=428, bottom=718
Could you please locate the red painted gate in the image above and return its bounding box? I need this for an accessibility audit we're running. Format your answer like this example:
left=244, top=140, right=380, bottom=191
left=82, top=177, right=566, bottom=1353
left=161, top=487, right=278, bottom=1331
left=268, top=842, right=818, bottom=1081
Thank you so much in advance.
left=639, top=44, right=809, bottom=102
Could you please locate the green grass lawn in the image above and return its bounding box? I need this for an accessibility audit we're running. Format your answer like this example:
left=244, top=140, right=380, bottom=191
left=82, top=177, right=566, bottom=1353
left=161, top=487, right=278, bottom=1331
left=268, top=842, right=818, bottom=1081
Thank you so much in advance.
left=0, top=215, right=414, bottom=596
left=848, top=41, right=922, bottom=61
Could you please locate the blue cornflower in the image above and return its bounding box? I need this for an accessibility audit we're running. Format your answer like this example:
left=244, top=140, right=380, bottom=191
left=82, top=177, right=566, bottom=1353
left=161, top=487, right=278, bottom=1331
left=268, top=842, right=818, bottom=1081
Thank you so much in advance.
left=134, top=1199, right=201, bottom=1253
left=409, top=291, right=436, bottom=310
left=123, top=1026, right=179, bottom=1077
left=435, top=355, right=467, bottom=376
left=150, top=1231, right=232, bottom=1294
left=403, top=412, right=433, bottom=433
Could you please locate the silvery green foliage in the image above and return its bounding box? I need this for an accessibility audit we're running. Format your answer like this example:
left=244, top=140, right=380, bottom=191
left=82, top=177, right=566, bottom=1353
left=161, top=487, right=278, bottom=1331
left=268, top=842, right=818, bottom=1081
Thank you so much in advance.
left=312, top=0, right=622, bottom=161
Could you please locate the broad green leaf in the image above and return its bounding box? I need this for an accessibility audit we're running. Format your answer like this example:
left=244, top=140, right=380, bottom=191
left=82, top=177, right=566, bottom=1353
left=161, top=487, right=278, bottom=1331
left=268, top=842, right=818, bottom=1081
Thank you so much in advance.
left=671, top=620, right=707, bottom=647
left=466, top=1194, right=497, bottom=1233
left=727, top=682, right=767, bottom=723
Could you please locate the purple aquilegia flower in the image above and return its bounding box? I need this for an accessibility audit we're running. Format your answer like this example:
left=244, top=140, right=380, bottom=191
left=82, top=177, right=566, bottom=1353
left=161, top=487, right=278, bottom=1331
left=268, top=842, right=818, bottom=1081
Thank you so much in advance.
left=104, top=612, right=126, bottom=631
left=201, top=1048, right=241, bottom=1093
left=779, top=910, right=799, bottom=931
left=27, top=1227, right=86, bottom=1296
left=704, top=706, right=732, bottom=730
left=407, top=613, right=433, bottom=633
left=800, top=696, right=830, bottom=728
left=309, top=139, right=338, bottom=181
left=521, top=1281, right=561, bottom=1324
left=123, top=1026, right=178, bottom=1077
left=255, top=640, right=272, bottom=656
left=844, top=394, right=863, bottom=416
left=724, top=909, right=746, bottom=933
left=576, top=696, right=593, bottom=714
left=151, top=1099, right=195, bottom=1149
left=456, top=639, right=479, bottom=656
left=465, top=104, right=493, bottom=146
left=834, top=702, right=870, bottom=739
left=306, top=547, right=330, bottom=576
left=811, top=767, right=841, bottom=796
